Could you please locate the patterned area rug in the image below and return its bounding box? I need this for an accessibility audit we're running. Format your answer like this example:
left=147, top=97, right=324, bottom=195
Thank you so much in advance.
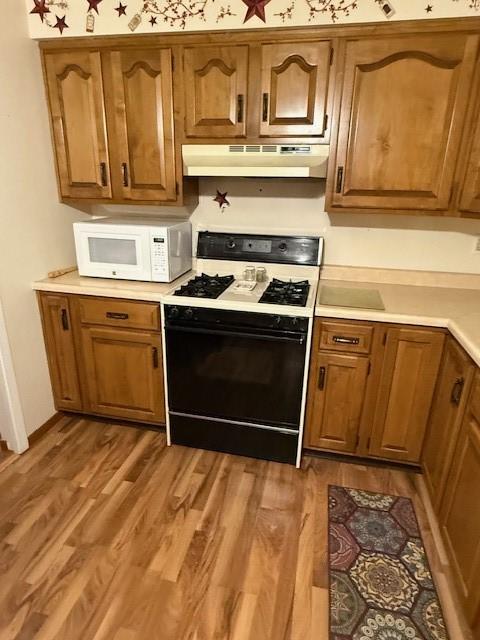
left=328, top=486, right=448, bottom=640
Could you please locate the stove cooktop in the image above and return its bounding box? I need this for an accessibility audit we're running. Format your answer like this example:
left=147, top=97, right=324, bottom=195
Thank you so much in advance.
left=259, top=278, right=310, bottom=307
left=174, top=273, right=234, bottom=299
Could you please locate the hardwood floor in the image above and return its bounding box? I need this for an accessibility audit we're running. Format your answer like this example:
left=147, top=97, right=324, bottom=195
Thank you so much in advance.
left=0, top=416, right=470, bottom=640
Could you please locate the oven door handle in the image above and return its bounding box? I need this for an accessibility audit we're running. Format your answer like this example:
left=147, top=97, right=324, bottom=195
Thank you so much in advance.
left=166, top=325, right=306, bottom=344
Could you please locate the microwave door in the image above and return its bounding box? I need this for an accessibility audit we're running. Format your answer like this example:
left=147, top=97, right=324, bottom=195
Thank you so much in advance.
left=76, top=230, right=151, bottom=281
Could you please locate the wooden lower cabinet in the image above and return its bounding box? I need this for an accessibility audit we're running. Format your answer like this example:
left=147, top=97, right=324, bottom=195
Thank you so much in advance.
left=368, top=327, right=445, bottom=463
left=38, top=293, right=83, bottom=411
left=305, top=351, right=369, bottom=453
left=38, top=292, right=166, bottom=426
left=422, top=336, right=475, bottom=509
left=80, top=326, right=165, bottom=424
left=305, top=319, right=445, bottom=464
left=439, top=371, right=480, bottom=627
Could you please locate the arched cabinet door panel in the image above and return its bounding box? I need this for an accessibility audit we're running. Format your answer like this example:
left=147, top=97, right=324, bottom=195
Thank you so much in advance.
left=329, top=34, right=479, bottom=212
left=183, top=46, right=249, bottom=138
left=109, top=49, right=176, bottom=201
left=44, top=51, right=111, bottom=199
left=260, top=41, right=332, bottom=137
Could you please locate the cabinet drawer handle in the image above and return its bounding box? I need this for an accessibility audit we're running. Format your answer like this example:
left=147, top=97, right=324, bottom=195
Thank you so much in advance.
left=450, top=377, right=465, bottom=406
left=106, top=312, right=129, bottom=320
left=122, top=162, right=129, bottom=187
left=100, top=162, right=108, bottom=187
left=336, top=166, right=344, bottom=193
left=237, top=94, right=244, bottom=123
left=262, top=93, right=269, bottom=122
left=152, top=347, right=159, bottom=369
left=318, top=366, right=326, bottom=390
left=61, top=308, right=69, bottom=331
left=333, top=335, right=360, bottom=345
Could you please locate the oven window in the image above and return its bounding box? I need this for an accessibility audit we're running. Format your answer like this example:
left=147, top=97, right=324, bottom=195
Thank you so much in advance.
left=88, top=237, right=137, bottom=265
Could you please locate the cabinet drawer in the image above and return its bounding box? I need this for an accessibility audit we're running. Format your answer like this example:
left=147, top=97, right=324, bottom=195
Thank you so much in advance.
left=77, top=297, right=160, bottom=331
left=319, top=321, right=373, bottom=354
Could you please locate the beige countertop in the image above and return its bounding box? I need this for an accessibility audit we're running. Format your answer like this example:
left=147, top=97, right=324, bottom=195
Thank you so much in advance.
left=315, top=279, right=480, bottom=368
left=32, top=270, right=192, bottom=302
left=33, top=268, right=480, bottom=368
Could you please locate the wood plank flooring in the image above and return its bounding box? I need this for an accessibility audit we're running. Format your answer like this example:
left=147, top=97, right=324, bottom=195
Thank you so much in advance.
left=0, top=416, right=470, bottom=640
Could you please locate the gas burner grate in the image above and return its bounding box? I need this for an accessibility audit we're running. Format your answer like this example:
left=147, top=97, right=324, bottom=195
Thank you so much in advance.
left=174, top=273, right=234, bottom=299
left=259, top=278, right=310, bottom=307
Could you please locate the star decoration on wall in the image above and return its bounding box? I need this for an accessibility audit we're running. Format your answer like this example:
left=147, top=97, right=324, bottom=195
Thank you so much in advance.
left=213, top=190, right=230, bottom=209
left=425, top=4, right=433, bottom=11
left=242, top=0, right=270, bottom=22
left=86, top=0, right=103, bottom=14
left=149, top=15, right=158, bottom=26
left=115, top=2, right=127, bottom=16
left=30, top=0, right=50, bottom=22
left=53, top=14, right=69, bottom=33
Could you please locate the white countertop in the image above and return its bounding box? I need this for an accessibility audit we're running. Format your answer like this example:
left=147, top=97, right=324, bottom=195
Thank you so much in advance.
left=315, top=279, right=480, bottom=367
left=33, top=269, right=480, bottom=368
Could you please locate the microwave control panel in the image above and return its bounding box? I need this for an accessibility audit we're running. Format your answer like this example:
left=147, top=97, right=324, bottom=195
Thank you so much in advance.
left=151, top=234, right=169, bottom=279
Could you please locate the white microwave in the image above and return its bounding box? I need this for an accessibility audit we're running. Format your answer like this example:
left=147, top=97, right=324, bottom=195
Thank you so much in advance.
left=74, top=218, right=192, bottom=283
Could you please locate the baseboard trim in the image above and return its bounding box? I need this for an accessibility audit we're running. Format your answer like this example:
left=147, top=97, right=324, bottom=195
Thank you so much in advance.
left=28, top=411, right=64, bottom=446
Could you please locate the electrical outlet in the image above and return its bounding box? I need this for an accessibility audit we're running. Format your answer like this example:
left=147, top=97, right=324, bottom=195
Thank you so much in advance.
left=378, top=1, right=395, bottom=18
left=475, top=237, right=480, bottom=253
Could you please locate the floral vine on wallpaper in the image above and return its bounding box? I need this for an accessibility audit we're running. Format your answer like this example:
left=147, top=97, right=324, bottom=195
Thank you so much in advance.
left=29, top=0, right=480, bottom=34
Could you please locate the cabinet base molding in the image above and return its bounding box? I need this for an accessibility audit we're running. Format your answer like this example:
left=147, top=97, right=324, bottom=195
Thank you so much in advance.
left=303, top=448, right=421, bottom=472
left=28, top=411, right=64, bottom=446
left=61, top=410, right=166, bottom=433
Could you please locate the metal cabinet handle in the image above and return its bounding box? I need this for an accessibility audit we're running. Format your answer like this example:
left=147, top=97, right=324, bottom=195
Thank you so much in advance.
left=61, top=308, right=69, bottom=331
left=451, top=377, right=465, bottom=406
left=262, top=93, right=269, bottom=122
left=152, top=347, right=159, bottom=369
left=100, top=162, right=108, bottom=187
left=106, top=312, right=129, bottom=320
left=318, top=366, right=326, bottom=390
left=333, top=335, right=360, bottom=345
left=336, top=166, right=344, bottom=193
left=122, top=162, right=129, bottom=187
left=237, top=94, right=244, bottom=123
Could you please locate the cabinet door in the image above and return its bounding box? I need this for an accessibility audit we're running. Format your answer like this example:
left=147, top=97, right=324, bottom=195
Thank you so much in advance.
left=80, top=326, right=165, bottom=424
left=422, top=337, right=474, bottom=510
left=305, top=352, right=369, bottom=453
left=110, top=49, right=176, bottom=201
left=38, top=294, right=82, bottom=411
left=440, top=373, right=480, bottom=625
left=458, top=100, right=480, bottom=215
left=184, top=46, right=248, bottom=138
left=330, top=34, right=479, bottom=211
left=44, top=51, right=111, bottom=200
left=260, top=41, right=331, bottom=137
left=369, top=327, right=445, bottom=462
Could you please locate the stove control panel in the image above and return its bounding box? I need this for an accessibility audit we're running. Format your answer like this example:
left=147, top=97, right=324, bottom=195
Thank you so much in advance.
left=197, top=232, right=322, bottom=266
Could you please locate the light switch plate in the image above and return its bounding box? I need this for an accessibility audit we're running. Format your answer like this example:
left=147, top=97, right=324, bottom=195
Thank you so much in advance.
left=378, top=1, right=395, bottom=18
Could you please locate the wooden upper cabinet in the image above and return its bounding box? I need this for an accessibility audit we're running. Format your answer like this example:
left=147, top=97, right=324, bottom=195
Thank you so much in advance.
left=422, top=337, right=474, bottom=510
left=329, top=34, right=479, bottom=212
left=44, top=51, right=111, bottom=200
left=38, top=293, right=82, bottom=411
left=183, top=45, right=249, bottom=138
left=458, top=97, right=480, bottom=215
left=260, top=41, right=332, bottom=137
left=369, top=327, right=445, bottom=462
left=109, top=49, right=176, bottom=201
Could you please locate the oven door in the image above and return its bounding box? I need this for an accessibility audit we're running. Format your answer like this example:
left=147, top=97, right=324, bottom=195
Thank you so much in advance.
left=166, top=323, right=307, bottom=430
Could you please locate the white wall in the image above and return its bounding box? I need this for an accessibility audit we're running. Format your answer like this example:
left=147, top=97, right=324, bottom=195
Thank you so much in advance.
left=191, top=178, right=480, bottom=274
left=0, top=1, right=87, bottom=436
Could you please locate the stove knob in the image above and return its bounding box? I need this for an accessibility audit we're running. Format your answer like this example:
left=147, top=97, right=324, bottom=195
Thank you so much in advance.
left=168, top=306, right=179, bottom=319
left=226, top=238, right=236, bottom=249
left=278, top=242, right=288, bottom=253
left=183, top=307, right=194, bottom=319
left=291, top=317, right=299, bottom=327
left=273, top=315, right=282, bottom=326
